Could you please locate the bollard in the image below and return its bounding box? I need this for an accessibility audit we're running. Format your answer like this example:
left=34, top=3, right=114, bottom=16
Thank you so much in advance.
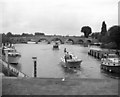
left=32, top=57, right=37, bottom=77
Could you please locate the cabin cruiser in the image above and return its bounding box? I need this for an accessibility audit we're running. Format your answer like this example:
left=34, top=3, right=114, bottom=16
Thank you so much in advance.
left=3, top=47, right=21, bottom=64
left=61, top=53, right=82, bottom=70
left=53, top=42, right=59, bottom=50
left=101, top=53, right=120, bottom=73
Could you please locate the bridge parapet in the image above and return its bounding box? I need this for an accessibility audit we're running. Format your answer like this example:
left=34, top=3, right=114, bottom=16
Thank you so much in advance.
left=10, top=36, right=96, bottom=44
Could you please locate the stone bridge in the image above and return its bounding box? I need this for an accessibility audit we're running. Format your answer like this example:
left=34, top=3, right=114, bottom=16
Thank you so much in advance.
left=10, top=35, right=98, bottom=44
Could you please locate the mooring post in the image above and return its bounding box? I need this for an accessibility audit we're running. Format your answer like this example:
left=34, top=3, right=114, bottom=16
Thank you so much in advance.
left=32, top=57, right=37, bottom=77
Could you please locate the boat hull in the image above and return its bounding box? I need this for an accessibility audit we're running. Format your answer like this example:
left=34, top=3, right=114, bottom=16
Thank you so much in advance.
left=53, top=45, right=59, bottom=49
left=27, top=41, right=36, bottom=44
left=101, top=64, right=120, bottom=74
left=8, top=56, right=21, bottom=64
left=53, top=47, right=59, bottom=50
left=66, top=61, right=82, bottom=68
left=61, top=58, right=82, bottom=69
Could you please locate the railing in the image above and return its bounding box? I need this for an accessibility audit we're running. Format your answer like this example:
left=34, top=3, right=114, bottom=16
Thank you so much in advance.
left=0, top=58, right=28, bottom=77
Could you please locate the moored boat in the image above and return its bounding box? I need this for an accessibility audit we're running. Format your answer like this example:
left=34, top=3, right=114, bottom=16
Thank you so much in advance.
left=101, top=53, right=120, bottom=74
left=3, top=47, right=21, bottom=64
left=27, top=41, right=36, bottom=44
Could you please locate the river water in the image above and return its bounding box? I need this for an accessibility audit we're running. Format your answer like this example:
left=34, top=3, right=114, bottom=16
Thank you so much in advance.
left=13, top=43, right=119, bottom=79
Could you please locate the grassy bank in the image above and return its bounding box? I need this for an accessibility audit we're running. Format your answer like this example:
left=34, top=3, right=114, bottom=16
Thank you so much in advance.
left=2, top=77, right=118, bottom=95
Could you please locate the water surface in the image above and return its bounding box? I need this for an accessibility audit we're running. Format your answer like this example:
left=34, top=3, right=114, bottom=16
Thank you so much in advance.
left=13, top=44, right=119, bottom=79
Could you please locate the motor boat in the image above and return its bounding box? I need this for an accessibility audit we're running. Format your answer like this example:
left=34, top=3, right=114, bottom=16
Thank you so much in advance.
left=101, top=53, right=120, bottom=73
left=61, top=53, right=82, bottom=69
left=3, top=47, right=21, bottom=64
left=27, top=41, right=36, bottom=44
left=53, top=42, right=59, bottom=50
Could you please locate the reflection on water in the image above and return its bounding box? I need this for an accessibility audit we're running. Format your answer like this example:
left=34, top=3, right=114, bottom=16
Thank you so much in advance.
left=14, top=44, right=119, bottom=79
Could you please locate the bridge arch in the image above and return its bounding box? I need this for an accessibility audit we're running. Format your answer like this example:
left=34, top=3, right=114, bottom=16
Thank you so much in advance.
left=51, top=38, right=63, bottom=44
left=65, top=38, right=75, bottom=44
left=77, top=39, right=84, bottom=44
left=37, top=38, right=50, bottom=43
left=86, top=40, right=92, bottom=43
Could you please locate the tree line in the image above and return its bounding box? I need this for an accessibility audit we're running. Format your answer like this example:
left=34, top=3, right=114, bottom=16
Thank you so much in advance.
left=2, top=22, right=120, bottom=49
left=2, top=32, right=45, bottom=37
left=2, top=32, right=45, bottom=45
left=81, top=21, right=120, bottom=49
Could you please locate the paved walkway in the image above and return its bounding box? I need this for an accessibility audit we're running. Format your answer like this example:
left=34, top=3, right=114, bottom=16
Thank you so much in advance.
left=2, top=77, right=118, bottom=95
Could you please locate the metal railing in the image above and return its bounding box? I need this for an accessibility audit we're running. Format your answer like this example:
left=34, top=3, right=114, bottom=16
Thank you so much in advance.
left=0, top=58, right=29, bottom=77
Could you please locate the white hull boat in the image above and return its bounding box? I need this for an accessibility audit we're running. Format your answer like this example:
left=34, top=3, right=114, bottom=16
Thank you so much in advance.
left=61, top=54, right=82, bottom=69
left=3, top=47, right=21, bottom=64
left=27, top=41, right=36, bottom=44
left=7, top=52, right=21, bottom=64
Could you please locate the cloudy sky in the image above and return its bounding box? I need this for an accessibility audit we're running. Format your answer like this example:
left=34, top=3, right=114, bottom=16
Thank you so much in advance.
left=0, top=0, right=119, bottom=36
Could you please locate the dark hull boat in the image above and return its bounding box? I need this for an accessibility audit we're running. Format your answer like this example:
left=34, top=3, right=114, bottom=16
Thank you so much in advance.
left=53, top=45, right=59, bottom=50
left=53, top=42, right=59, bottom=50
left=101, top=64, right=120, bottom=74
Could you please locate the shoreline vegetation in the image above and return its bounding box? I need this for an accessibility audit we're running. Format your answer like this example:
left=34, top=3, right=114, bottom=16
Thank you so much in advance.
left=1, top=23, right=120, bottom=50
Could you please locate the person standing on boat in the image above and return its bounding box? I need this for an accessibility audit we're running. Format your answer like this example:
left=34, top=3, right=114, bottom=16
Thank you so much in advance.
left=64, top=52, right=71, bottom=62
left=115, top=50, right=120, bottom=56
left=64, top=48, right=67, bottom=53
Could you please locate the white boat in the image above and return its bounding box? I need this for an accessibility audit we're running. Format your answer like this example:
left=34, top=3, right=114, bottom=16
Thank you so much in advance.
left=53, top=42, right=59, bottom=50
left=101, top=53, right=120, bottom=73
left=3, top=47, right=21, bottom=64
left=27, top=41, right=36, bottom=44
left=61, top=54, right=82, bottom=69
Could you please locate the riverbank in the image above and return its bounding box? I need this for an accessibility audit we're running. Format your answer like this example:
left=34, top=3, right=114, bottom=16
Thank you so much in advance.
left=2, top=77, right=118, bottom=95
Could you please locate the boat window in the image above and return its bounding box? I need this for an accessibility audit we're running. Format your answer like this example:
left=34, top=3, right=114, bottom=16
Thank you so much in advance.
left=108, top=55, right=118, bottom=58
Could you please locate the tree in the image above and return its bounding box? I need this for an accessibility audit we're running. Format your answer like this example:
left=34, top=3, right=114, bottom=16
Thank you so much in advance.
left=2, top=33, right=12, bottom=45
left=81, top=26, right=92, bottom=38
left=6, top=32, right=13, bottom=37
left=2, top=33, right=7, bottom=45
left=91, top=32, right=100, bottom=39
left=21, top=33, right=29, bottom=36
left=101, top=21, right=107, bottom=36
left=108, top=25, right=120, bottom=49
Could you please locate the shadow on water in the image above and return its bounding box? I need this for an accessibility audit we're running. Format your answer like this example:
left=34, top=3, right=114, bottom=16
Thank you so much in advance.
left=100, top=69, right=120, bottom=79
left=58, top=61, right=82, bottom=78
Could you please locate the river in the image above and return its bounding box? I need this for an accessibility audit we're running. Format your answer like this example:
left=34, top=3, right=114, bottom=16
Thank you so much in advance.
left=12, top=43, right=119, bottom=79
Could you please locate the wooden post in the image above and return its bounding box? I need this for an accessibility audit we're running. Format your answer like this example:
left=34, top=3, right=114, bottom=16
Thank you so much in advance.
left=32, top=57, right=37, bottom=77
left=34, top=60, right=37, bottom=77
